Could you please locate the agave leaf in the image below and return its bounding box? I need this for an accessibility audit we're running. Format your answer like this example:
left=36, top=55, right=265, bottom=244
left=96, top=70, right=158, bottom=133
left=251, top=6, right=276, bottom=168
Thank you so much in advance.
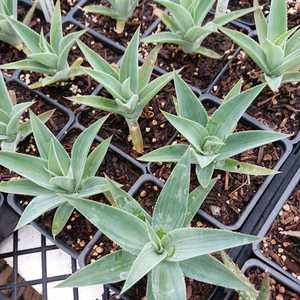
left=282, top=72, right=300, bottom=83
left=50, top=0, right=63, bottom=53
left=6, top=16, right=40, bottom=53
left=27, top=52, right=58, bottom=70
left=6, top=102, right=33, bottom=136
left=83, top=136, right=111, bottom=179
left=163, top=111, right=208, bottom=151
left=1, top=59, right=56, bottom=74
left=0, top=151, right=54, bottom=189
left=213, top=7, right=258, bottom=27
left=105, top=177, right=150, bottom=221
left=220, top=27, right=269, bottom=72
left=30, top=111, right=70, bottom=175
left=183, top=178, right=217, bottom=226
left=273, top=49, right=300, bottom=74
left=52, top=202, right=74, bottom=237
left=57, top=30, right=86, bottom=71
left=195, top=46, right=222, bottom=59
left=0, top=71, right=13, bottom=113
left=71, top=116, right=108, bottom=188
left=216, top=159, right=278, bottom=176
left=16, top=194, right=65, bottom=230
left=192, top=149, right=218, bottom=168
left=50, top=176, right=75, bottom=193
left=263, top=39, right=285, bottom=71
left=78, top=176, right=110, bottom=197
left=207, top=84, right=266, bottom=139
left=48, top=139, right=65, bottom=176
left=195, top=163, right=215, bottom=188
left=174, top=73, right=208, bottom=125
left=181, top=255, right=254, bottom=291
left=84, top=4, right=117, bottom=18
left=146, top=276, right=155, bottom=300
left=264, top=74, right=283, bottom=92
left=65, top=197, right=148, bottom=255
left=267, top=0, right=287, bottom=42
left=218, top=130, right=287, bottom=160
left=84, top=68, right=124, bottom=101
left=121, top=242, right=167, bottom=294
left=77, top=40, right=119, bottom=79
left=58, top=250, right=135, bottom=287
left=139, top=46, right=161, bottom=91
left=120, top=27, right=139, bottom=94
left=138, top=71, right=174, bottom=108
left=0, top=179, right=49, bottom=196
left=69, top=95, right=121, bottom=114
left=223, top=79, right=242, bottom=103
left=155, top=0, right=194, bottom=33
left=154, top=8, right=179, bottom=32
left=257, top=273, right=270, bottom=300
left=253, top=0, right=267, bottom=44
left=152, top=148, right=190, bottom=233
left=162, top=228, right=258, bottom=262
left=151, top=261, right=186, bottom=300
left=143, top=32, right=190, bottom=48
left=139, top=144, right=189, bottom=162
left=193, top=0, right=214, bottom=24
left=19, top=109, right=55, bottom=139
left=286, top=28, right=300, bottom=55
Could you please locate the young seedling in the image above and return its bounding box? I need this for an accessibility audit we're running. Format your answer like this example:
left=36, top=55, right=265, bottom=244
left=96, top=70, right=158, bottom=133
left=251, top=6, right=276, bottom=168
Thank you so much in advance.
left=0, top=71, right=53, bottom=151
left=139, top=74, right=287, bottom=188
left=0, top=0, right=38, bottom=50
left=83, top=0, right=139, bottom=33
left=221, top=252, right=271, bottom=300
left=220, top=0, right=300, bottom=91
left=68, top=28, right=174, bottom=154
left=0, top=114, right=112, bottom=236
left=58, top=149, right=259, bottom=299
left=0, top=0, right=86, bottom=89
left=142, top=0, right=257, bottom=57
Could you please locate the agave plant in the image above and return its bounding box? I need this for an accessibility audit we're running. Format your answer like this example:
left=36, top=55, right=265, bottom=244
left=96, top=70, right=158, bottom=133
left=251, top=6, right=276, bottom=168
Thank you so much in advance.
left=0, top=0, right=38, bottom=50
left=139, top=74, right=287, bottom=188
left=0, top=0, right=85, bottom=89
left=68, top=28, right=174, bottom=154
left=83, top=0, right=139, bottom=33
left=221, top=252, right=270, bottom=300
left=142, top=0, right=257, bottom=57
left=0, top=71, right=53, bottom=151
left=0, top=113, right=113, bottom=236
left=220, top=0, right=300, bottom=91
left=59, top=149, right=259, bottom=299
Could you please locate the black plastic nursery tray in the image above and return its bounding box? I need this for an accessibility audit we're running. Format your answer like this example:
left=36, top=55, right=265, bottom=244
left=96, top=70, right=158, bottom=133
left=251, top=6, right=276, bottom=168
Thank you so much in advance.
left=224, top=259, right=300, bottom=299
left=253, top=163, right=300, bottom=286
left=0, top=194, right=19, bottom=245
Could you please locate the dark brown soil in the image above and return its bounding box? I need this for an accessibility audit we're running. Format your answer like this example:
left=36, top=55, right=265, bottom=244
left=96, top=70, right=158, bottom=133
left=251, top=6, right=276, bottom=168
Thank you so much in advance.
left=75, top=0, right=158, bottom=46
left=78, top=82, right=176, bottom=157
left=19, top=24, right=120, bottom=111
left=141, top=28, right=236, bottom=91
left=211, top=51, right=300, bottom=140
left=228, top=0, right=300, bottom=28
left=150, top=102, right=282, bottom=226
left=231, top=267, right=300, bottom=300
left=262, top=183, right=300, bottom=282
